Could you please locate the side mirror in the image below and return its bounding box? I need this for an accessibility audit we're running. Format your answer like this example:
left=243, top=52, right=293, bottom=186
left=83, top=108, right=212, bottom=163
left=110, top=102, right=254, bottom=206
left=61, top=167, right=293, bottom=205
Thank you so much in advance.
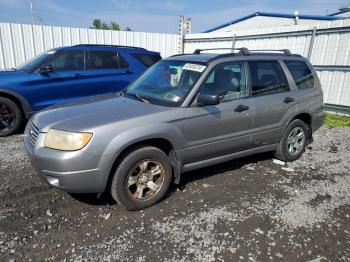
left=38, top=65, right=54, bottom=74
left=197, top=93, right=220, bottom=106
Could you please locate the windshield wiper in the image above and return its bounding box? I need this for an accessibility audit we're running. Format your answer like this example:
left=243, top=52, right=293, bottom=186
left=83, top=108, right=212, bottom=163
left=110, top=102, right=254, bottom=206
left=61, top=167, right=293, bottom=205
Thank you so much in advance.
left=125, top=92, right=149, bottom=103
left=118, top=89, right=126, bottom=96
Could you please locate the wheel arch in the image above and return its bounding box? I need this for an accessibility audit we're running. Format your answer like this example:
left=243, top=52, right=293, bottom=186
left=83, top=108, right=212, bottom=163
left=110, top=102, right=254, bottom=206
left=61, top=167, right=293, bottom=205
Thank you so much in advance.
left=104, top=136, right=181, bottom=192
left=290, top=112, right=312, bottom=139
left=0, top=88, right=32, bottom=119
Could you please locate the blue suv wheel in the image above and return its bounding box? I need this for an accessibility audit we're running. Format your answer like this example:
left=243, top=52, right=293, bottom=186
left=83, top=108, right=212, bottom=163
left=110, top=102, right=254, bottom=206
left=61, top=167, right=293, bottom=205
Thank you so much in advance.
left=0, top=97, right=22, bottom=136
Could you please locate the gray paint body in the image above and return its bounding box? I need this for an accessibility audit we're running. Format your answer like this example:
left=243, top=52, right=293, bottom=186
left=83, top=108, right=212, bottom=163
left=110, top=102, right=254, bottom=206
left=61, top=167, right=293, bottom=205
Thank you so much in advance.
left=24, top=53, right=324, bottom=193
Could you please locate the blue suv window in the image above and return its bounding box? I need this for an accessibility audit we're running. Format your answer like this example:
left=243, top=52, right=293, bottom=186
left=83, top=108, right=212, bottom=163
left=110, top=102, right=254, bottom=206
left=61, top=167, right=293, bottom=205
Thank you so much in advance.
left=86, top=51, right=128, bottom=70
left=131, top=53, right=161, bottom=67
left=49, top=51, right=85, bottom=71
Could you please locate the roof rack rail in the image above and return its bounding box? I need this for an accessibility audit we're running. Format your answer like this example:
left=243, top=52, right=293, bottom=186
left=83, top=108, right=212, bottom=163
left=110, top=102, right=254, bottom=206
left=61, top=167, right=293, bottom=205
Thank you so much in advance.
left=74, top=44, right=146, bottom=50
left=193, top=47, right=293, bottom=56
left=248, top=49, right=292, bottom=55
left=193, top=47, right=250, bottom=55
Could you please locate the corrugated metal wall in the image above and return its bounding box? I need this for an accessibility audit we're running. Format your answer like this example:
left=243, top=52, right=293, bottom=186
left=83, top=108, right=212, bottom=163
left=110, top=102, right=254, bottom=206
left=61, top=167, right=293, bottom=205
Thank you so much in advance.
left=184, top=20, right=350, bottom=107
left=0, top=22, right=180, bottom=70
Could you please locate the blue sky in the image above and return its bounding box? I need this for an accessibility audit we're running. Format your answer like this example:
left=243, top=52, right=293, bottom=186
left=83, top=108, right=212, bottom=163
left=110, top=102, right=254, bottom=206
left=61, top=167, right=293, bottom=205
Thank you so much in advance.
left=0, top=0, right=349, bottom=33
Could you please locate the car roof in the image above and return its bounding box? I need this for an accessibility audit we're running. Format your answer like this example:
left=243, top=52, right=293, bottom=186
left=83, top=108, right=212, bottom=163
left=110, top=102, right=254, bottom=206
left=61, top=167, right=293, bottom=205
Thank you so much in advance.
left=54, top=44, right=160, bottom=54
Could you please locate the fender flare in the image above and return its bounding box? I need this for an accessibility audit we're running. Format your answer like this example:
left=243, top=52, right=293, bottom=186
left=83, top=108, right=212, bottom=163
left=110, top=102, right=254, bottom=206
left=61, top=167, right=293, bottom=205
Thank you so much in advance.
left=0, top=88, right=32, bottom=118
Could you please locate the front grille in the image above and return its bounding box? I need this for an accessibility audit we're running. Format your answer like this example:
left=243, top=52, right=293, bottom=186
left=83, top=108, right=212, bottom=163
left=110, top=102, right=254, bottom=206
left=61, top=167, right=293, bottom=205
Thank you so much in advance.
left=28, top=122, right=40, bottom=147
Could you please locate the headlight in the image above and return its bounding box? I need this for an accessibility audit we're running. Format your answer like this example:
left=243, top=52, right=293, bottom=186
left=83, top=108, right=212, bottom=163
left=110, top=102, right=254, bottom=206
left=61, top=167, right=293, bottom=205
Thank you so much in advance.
left=44, top=129, right=92, bottom=151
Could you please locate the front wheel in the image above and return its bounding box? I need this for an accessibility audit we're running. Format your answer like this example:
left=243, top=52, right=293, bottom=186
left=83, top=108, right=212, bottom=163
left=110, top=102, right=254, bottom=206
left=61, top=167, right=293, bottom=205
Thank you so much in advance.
left=274, top=119, right=308, bottom=162
left=0, top=97, right=22, bottom=137
left=110, top=146, right=173, bottom=210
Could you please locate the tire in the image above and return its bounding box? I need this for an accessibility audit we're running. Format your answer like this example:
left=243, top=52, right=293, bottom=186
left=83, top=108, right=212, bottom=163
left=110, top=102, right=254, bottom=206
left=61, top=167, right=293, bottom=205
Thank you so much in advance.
left=0, top=97, right=22, bottom=137
left=110, top=146, right=173, bottom=211
left=274, top=119, right=308, bottom=162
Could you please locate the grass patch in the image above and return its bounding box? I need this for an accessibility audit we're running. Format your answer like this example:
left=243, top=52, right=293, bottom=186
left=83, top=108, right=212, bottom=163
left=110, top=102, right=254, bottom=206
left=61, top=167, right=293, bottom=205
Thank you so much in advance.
left=324, top=113, right=350, bottom=127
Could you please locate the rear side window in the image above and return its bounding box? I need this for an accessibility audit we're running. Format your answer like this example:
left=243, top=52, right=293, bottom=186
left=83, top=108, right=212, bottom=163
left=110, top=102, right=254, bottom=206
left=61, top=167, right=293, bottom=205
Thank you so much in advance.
left=132, top=53, right=161, bottom=67
left=249, top=61, right=289, bottom=96
left=284, top=60, right=314, bottom=89
left=86, top=51, right=128, bottom=70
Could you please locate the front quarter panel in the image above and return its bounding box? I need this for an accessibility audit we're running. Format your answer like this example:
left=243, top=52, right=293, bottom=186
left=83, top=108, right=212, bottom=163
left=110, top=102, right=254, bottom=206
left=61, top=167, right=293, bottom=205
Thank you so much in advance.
left=85, top=122, right=186, bottom=158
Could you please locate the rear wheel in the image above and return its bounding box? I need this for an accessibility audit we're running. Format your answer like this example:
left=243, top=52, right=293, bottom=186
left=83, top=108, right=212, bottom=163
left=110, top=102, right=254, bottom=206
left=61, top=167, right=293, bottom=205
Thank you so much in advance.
left=274, top=119, right=308, bottom=162
left=0, top=97, right=22, bottom=137
left=110, top=146, right=173, bottom=210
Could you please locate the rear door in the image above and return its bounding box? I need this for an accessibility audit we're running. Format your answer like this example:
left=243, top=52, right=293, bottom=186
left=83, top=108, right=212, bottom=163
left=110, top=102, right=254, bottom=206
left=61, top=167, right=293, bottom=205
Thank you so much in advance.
left=183, top=61, right=253, bottom=164
left=84, top=50, right=135, bottom=93
left=249, top=60, right=293, bottom=147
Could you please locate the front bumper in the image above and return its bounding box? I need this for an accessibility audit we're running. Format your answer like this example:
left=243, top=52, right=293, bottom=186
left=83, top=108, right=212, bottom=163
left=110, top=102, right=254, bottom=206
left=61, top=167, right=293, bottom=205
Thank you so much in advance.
left=24, top=133, right=114, bottom=193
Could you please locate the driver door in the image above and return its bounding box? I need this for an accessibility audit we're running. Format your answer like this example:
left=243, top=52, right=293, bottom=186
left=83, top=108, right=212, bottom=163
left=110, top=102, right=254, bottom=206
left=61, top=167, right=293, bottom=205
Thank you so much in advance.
left=183, top=61, right=253, bottom=164
left=26, top=50, right=88, bottom=110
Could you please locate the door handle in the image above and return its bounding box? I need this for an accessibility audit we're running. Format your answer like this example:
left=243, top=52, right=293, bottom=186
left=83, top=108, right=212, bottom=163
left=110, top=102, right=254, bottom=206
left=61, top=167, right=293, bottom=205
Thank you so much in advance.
left=73, top=73, right=83, bottom=78
left=284, top=97, right=295, bottom=103
left=235, top=104, right=249, bottom=112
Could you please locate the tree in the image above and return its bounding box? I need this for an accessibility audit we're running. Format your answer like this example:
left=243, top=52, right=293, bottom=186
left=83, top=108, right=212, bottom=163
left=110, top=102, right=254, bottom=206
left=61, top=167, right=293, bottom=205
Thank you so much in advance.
left=111, top=22, right=120, bottom=31
left=90, top=19, right=131, bottom=31
left=101, top=23, right=110, bottom=30
left=92, top=19, right=101, bottom=29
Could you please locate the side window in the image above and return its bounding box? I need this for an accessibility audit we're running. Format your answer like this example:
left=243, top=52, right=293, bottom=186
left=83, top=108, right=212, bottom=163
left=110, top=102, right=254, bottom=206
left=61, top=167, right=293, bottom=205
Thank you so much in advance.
left=131, top=53, right=162, bottom=67
left=284, top=60, right=314, bottom=89
left=86, top=51, right=128, bottom=70
left=49, top=51, right=84, bottom=71
left=249, top=61, right=289, bottom=96
left=200, top=62, right=249, bottom=102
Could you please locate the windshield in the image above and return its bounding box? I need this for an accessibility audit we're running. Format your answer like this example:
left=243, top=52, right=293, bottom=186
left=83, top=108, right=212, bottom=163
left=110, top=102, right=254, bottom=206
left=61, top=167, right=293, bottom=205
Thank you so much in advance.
left=125, top=60, right=206, bottom=107
left=16, top=50, right=56, bottom=71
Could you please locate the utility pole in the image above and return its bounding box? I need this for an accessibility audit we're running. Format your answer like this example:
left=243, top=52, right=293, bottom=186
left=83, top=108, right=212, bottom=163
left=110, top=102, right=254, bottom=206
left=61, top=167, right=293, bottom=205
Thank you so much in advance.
left=30, top=0, right=46, bottom=25
left=30, top=0, right=35, bottom=24
left=178, top=15, right=192, bottom=54
left=186, top=18, right=192, bottom=34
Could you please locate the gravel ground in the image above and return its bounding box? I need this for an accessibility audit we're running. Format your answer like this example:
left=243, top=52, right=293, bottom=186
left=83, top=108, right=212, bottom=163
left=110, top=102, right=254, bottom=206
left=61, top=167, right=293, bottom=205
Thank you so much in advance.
left=0, top=126, right=349, bottom=261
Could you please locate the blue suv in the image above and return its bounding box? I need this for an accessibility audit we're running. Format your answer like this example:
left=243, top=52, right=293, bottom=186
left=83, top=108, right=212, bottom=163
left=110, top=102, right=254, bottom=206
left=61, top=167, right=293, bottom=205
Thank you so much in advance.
left=0, top=44, right=161, bottom=136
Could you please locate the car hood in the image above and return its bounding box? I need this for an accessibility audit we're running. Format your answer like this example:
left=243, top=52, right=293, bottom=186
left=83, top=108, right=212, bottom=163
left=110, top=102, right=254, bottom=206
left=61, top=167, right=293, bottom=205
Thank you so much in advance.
left=32, top=94, right=174, bottom=132
left=0, top=70, right=27, bottom=78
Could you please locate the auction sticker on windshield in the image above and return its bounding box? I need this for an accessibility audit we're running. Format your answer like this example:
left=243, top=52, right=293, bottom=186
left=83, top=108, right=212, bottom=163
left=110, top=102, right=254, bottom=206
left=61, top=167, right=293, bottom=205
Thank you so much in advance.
left=183, top=63, right=206, bottom=72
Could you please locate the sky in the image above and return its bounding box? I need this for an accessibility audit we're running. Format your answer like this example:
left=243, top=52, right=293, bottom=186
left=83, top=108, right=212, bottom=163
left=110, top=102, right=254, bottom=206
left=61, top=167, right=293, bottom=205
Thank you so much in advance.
left=0, top=0, right=349, bottom=33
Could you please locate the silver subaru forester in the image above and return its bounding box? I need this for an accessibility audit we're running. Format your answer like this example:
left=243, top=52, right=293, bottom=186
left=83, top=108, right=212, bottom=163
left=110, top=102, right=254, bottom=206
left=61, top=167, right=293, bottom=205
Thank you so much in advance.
left=24, top=48, right=324, bottom=210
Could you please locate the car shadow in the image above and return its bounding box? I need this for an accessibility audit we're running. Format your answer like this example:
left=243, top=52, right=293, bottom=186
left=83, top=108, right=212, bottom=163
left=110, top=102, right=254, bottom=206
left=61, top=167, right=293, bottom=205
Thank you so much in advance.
left=69, top=192, right=116, bottom=206
left=70, top=152, right=274, bottom=207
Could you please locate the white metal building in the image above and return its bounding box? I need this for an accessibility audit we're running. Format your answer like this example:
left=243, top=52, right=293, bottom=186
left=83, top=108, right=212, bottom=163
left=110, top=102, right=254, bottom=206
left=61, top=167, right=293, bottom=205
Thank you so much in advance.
left=203, top=8, right=350, bottom=33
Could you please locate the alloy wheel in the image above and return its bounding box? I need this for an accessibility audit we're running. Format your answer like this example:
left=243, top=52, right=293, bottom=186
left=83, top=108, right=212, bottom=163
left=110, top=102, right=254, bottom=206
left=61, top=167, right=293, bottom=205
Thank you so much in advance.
left=126, top=159, right=165, bottom=202
left=287, top=127, right=305, bottom=156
